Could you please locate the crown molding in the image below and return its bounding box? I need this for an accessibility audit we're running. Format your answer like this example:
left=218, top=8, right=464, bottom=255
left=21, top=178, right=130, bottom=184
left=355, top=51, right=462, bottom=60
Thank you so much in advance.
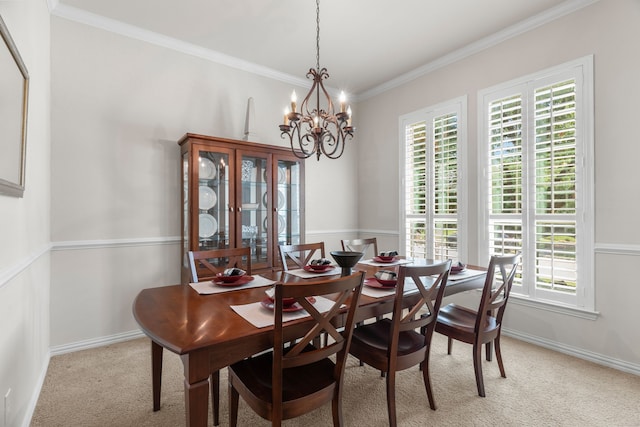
left=356, top=0, right=600, bottom=101
left=49, top=0, right=599, bottom=100
left=48, top=2, right=310, bottom=89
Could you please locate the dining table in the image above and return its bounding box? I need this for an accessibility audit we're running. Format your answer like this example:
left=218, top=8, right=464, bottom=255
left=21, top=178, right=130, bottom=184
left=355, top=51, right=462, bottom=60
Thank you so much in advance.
left=132, top=259, right=487, bottom=427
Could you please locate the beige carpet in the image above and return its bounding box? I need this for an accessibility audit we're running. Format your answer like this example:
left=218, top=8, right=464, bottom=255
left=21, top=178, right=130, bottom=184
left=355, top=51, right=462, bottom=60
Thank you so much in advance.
left=31, top=334, right=639, bottom=426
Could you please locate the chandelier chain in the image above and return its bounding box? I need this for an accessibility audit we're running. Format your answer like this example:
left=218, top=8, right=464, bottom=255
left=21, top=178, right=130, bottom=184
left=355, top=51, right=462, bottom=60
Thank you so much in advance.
left=316, top=0, right=320, bottom=71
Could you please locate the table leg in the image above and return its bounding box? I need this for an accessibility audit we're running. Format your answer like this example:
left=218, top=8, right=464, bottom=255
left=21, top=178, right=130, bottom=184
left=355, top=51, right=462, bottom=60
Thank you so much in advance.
left=151, top=340, right=163, bottom=411
left=182, top=350, right=210, bottom=427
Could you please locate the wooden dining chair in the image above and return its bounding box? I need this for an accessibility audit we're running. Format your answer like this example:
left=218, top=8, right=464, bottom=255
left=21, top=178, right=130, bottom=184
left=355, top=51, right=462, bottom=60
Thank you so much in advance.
left=227, top=272, right=365, bottom=427
left=341, top=237, right=378, bottom=260
left=348, top=260, right=451, bottom=427
left=188, top=247, right=252, bottom=283
left=278, top=242, right=325, bottom=271
left=186, top=247, right=251, bottom=426
left=435, top=252, right=521, bottom=397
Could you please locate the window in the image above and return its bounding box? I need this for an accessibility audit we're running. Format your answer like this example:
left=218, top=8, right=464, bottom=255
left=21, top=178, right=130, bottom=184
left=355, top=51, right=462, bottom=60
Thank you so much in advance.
left=400, top=97, right=467, bottom=262
left=478, top=56, right=594, bottom=311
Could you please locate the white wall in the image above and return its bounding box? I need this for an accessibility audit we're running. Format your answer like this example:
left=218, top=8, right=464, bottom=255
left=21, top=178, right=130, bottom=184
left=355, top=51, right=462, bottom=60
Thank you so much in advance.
left=49, top=17, right=359, bottom=349
left=0, top=0, right=51, bottom=425
left=356, top=0, right=640, bottom=370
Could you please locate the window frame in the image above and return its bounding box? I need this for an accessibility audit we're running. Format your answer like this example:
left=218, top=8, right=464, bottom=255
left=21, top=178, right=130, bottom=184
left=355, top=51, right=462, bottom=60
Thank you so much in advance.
left=399, top=96, right=468, bottom=264
left=477, top=56, right=595, bottom=312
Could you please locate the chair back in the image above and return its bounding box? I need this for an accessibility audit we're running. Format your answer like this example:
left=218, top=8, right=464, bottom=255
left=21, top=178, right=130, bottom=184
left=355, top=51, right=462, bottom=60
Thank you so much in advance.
left=390, top=261, right=451, bottom=362
left=187, top=247, right=252, bottom=282
left=475, top=253, right=521, bottom=333
left=341, top=238, right=378, bottom=260
left=278, top=242, right=325, bottom=271
left=272, top=272, right=365, bottom=415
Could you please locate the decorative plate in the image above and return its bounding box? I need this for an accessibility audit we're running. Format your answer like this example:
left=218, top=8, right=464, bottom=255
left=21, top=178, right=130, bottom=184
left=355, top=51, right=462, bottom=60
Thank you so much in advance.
left=373, top=256, right=397, bottom=263
left=213, top=275, right=254, bottom=287
left=199, top=157, right=216, bottom=180
left=199, top=186, right=217, bottom=210
left=199, top=214, right=218, bottom=238
left=304, top=265, right=335, bottom=273
left=364, top=278, right=397, bottom=289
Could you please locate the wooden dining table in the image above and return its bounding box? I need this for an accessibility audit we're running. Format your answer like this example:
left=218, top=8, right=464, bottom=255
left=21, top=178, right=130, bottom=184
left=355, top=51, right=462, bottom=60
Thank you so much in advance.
left=132, top=261, right=486, bottom=427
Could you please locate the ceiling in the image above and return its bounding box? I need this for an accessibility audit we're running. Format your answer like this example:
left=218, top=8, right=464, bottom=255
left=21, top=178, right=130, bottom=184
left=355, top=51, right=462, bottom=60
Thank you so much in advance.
left=53, top=0, right=590, bottom=96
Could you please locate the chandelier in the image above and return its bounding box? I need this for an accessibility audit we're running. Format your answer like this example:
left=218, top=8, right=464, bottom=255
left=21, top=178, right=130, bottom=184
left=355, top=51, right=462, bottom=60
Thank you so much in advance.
left=279, top=0, right=355, bottom=161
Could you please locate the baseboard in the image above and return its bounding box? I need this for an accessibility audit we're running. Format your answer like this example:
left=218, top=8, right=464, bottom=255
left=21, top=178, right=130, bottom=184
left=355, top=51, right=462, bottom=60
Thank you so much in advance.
left=21, top=350, right=50, bottom=427
left=50, top=329, right=146, bottom=356
left=502, top=328, right=640, bottom=376
left=49, top=327, right=639, bottom=378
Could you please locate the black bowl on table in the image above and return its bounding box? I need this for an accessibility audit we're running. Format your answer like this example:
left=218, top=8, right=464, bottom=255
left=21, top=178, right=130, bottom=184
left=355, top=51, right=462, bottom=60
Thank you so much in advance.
left=330, top=251, right=364, bottom=276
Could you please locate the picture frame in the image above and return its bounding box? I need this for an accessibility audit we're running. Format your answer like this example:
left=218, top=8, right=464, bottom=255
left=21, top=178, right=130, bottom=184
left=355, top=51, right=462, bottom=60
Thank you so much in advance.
left=0, top=14, right=29, bottom=197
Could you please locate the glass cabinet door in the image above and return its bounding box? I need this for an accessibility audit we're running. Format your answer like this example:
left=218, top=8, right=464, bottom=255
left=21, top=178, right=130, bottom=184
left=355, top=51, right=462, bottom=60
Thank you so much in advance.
left=239, top=154, right=269, bottom=268
left=275, top=158, right=303, bottom=247
left=196, top=149, right=231, bottom=251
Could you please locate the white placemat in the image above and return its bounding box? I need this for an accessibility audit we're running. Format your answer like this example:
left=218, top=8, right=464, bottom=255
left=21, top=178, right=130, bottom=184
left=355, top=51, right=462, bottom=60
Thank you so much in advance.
left=447, top=269, right=486, bottom=281
left=358, top=258, right=413, bottom=267
left=189, top=274, right=277, bottom=295
left=230, top=295, right=336, bottom=328
left=283, top=266, right=341, bottom=279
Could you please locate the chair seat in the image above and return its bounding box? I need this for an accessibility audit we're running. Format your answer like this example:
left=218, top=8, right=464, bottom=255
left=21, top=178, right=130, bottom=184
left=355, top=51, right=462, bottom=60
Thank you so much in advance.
left=229, top=347, right=336, bottom=405
left=437, top=303, right=498, bottom=336
left=351, top=319, right=426, bottom=357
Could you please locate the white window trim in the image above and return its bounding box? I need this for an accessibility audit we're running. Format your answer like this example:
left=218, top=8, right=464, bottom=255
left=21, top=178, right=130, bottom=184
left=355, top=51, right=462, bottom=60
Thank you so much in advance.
left=477, top=55, right=595, bottom=312
left=399, top=95, right=468, bottom=262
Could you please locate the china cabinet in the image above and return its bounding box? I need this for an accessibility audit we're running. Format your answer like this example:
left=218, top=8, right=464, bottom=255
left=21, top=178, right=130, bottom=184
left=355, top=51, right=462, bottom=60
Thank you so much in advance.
left=179, top=133, right=305, bottom=282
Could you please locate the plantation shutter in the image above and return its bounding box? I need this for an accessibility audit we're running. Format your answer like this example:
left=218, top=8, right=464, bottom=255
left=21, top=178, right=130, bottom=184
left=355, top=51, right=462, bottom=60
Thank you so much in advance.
left=404, top=121, right=428, bottom=259
left=532, top=79, right=578, bottom=296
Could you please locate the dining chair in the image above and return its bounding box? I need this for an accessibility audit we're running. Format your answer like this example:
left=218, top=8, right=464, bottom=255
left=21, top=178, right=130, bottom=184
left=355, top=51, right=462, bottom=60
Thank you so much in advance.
left=187, top=247, right=251, bottom=426
left=227, top=272, right=365, bottom=427
left=278, top=242, right=325, bottom=271
left=341, top=237, right=378, bottom=260
left=435, top=252, right=521, bottom=397
left=187, top=247, right=252, bottom=283
left=348, top=260, right=451, bottom=427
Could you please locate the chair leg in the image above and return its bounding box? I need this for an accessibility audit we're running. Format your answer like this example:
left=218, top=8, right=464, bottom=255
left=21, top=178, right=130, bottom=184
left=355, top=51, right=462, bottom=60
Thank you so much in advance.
left=421, top=353, right=436, bottom=410
left=447, top=337, right=453, bottom=355
left=494, top=335, right=506, bottom=378
left=211, top=370, right=220, bottom=426
left=229, top=380, right=239, bottom=427
left=472, top=343, right=486, bottom=397
left=385, top=371, right=398, bottom=427
left=332, top=387, right=344, bottom=426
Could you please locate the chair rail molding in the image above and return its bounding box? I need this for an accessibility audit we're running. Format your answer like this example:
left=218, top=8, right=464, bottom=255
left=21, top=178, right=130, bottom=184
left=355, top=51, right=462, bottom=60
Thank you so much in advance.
left=51, top=236, right=181, bottom=251
left=594, top=243, right=640, bottom=256
left=0, top=243, right=51, bottom=289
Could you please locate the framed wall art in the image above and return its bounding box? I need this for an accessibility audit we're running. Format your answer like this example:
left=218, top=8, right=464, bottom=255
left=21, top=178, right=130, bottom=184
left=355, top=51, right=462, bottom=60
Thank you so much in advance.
left=0, top=14, right=29, bottom=197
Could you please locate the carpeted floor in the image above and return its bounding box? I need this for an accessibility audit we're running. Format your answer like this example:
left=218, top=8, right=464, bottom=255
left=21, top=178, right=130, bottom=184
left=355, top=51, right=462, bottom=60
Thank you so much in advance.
left=31, top=333, right=640, bottom=426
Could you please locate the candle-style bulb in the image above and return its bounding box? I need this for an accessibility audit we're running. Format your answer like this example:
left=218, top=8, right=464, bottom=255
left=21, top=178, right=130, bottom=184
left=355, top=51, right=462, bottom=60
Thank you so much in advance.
left=290, top=90, right=297, bottom=113
left=284, top=107, right=290, bottom=126
left=339, top=91, right=346, bottom=113
left=347, top=106, right=352, bottom=126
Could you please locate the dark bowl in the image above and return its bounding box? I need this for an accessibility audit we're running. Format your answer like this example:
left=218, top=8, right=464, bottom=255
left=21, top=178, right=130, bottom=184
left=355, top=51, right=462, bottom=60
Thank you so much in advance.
left=451, top=263, right=466, bottom=272
left=376, top=255, right=395, bottom=262
left=217, top=272, right=245, bottom=283
left=308, top=263, right=332, bottom=271
left=375, top=277, right=397, bottom=286
left=330, top=251, right=364, bottom=268
left=267, top=296, right=296, bottom=306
